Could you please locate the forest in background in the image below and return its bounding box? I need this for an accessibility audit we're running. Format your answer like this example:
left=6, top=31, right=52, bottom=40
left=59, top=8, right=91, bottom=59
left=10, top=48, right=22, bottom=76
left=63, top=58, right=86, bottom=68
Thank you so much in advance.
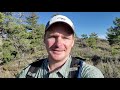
left=0, top=12, right=120, bottom=78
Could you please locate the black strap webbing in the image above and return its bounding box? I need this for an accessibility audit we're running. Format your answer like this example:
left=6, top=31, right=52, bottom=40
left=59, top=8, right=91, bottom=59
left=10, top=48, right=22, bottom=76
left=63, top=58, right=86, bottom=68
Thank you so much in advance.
left=26, top=59, right=45, bottom=78
left=68, top=57, right=83, bottom=78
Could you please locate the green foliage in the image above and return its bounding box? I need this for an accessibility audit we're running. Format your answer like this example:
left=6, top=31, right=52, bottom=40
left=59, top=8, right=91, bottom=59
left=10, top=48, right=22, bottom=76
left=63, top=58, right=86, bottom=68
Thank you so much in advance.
left=81, top=34, right=88, bottom=39
left=0, top=12, right=5, bottom=23
left=3, top=40, right=12, bottom=48
left=1, top=13, right=120, bottom=78
left=2, top=41, right=16, bottom=63
left=86, top=38, right=96, bottom=48
left=107, top=17, right=120, bottom=45
left=111, top=47, right=119, bottom=56
left=89, top=32, right=98, bottom=38
left=1, top=12, right=45, bottom=64
left=26, top=12, right=39, bottom=29
left=86, top=33, right=98, bottom=49
left=18, top=30, right=29, bottom=39
left=3, top=50, right=14, bottom=63
left=32, top=24, right=45, bottom=39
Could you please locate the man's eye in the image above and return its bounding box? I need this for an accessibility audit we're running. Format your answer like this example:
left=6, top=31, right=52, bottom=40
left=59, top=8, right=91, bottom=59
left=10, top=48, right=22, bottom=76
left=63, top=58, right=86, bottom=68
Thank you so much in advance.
left=48, top=36, right=55, bottom=38
left=63, top=37, right=69, bottom=39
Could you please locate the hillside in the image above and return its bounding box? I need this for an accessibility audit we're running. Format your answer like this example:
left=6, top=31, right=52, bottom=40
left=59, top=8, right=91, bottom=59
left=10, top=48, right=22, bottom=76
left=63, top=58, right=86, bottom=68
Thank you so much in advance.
left=0, top=37, right=120, bottom=78
left=0, top=12, right=120, bottom=78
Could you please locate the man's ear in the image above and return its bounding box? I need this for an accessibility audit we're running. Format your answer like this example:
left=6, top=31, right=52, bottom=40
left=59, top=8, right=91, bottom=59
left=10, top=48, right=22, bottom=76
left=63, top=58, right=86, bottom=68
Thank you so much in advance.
left=43, top=38, right=45, bottom=46
left=44, top=37, right=46, bottom=44
left=43, top=33, right=46, bottom=43
left=71, top=39, right=74, bottom=47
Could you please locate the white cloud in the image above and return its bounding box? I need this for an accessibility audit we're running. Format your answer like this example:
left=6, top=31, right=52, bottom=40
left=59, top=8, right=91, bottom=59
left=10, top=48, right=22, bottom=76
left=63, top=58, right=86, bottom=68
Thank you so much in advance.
left=98, top=34, right=107, bottom=39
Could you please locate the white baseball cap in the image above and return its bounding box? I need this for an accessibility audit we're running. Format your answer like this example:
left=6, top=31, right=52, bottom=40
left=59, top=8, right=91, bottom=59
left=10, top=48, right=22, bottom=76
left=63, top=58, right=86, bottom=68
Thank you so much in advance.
left=45, top=15, right=75, bottom=34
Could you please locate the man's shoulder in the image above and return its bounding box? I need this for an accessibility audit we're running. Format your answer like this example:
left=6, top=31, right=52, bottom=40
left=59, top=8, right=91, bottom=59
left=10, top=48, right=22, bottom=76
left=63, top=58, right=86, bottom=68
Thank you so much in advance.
left=17, top=58, right=47, bottom=78
left=81, top=62, right=104, bottom=78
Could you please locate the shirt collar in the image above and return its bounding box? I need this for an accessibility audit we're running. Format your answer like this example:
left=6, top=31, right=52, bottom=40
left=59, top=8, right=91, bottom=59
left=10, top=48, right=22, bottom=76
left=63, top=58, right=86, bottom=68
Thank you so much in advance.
left=58, top=55, right=72, bottom=78
left=45, top=55, right=72, bottom=78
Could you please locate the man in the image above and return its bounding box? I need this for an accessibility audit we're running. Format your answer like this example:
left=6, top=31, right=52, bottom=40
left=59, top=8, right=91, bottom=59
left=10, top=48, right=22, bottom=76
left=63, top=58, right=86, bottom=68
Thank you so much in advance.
left=18, top=14, right=104, bottom=78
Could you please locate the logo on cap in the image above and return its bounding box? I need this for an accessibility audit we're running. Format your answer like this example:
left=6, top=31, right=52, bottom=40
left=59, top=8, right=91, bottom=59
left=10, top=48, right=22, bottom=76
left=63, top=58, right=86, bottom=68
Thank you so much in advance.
left=57, top=17, right=66, bottom=21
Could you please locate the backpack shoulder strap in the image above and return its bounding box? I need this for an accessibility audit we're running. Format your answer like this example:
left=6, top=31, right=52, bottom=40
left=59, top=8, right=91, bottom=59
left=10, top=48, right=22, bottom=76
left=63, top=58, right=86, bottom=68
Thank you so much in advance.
left=68, top=57, right=84, bottom=78
left=26, top=58, right=45, bottom=78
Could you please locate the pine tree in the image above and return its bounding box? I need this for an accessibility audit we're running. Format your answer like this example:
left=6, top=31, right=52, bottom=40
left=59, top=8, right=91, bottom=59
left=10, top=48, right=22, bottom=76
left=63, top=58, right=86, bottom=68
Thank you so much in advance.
left=81, top=34, right=88, bottom=39
left=107, top=17, right=120, bottom=45
left=26, top=12, right=39, bottom=30
left=86, top=32, right=98, bottom=49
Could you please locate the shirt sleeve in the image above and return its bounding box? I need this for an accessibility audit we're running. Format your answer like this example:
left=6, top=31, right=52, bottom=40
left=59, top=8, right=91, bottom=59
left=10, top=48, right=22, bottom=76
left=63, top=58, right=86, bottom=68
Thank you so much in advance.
left=17, top=65, right=31, bottom=78
left=81, top=62, right=104, bottom=78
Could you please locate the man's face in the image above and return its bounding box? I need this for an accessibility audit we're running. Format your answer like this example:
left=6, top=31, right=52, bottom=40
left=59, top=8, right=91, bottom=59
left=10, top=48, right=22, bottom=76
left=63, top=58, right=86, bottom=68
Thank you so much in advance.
left=44, top=23, right=74, bottom=62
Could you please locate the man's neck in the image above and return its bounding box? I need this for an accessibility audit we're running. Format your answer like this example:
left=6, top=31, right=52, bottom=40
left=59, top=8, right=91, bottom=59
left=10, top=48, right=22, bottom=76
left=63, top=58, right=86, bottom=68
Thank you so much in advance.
left=48, top=55, right=70, bottom=73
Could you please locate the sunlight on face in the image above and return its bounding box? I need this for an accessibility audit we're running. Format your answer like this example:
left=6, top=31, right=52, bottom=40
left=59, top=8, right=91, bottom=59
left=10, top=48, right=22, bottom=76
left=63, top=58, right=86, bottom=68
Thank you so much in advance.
left=44, top=23, right=74, bottom=62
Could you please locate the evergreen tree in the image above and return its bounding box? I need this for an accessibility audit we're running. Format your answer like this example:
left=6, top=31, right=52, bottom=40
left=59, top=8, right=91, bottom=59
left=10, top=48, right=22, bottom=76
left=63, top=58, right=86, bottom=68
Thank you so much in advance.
left=86, top=32, right=98, bottom=48
left=26, top=12, right=39, bottom=30
left=81, top=34, right=88, bottom=39
left=107, top=17, right=120, bottom=45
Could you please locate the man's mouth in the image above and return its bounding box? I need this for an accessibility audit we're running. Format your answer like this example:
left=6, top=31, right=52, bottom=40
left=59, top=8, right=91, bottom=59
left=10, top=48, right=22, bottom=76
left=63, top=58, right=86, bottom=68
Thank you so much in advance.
left=53, top=49, right=63, bottom=51
left=52, top=49, right=64, bottom=54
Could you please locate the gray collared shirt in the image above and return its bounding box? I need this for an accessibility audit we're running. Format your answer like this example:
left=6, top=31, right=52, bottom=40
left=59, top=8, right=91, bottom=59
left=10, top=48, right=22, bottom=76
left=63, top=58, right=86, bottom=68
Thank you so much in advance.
left=18, top=56, right=104, bottom=78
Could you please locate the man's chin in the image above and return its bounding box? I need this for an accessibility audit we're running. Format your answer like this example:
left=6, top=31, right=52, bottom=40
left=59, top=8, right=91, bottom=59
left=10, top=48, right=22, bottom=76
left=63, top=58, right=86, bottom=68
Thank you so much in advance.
left=50, top=54, right=65, bottom=61
left=52, top=56, right=63, bottom=61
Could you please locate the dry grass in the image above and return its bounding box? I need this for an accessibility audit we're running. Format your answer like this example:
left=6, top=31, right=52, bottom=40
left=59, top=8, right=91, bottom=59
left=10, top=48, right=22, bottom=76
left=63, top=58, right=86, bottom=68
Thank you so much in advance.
left=0, top=38, right=120, bottom=78
left=0, top=48, right=48, bottom=78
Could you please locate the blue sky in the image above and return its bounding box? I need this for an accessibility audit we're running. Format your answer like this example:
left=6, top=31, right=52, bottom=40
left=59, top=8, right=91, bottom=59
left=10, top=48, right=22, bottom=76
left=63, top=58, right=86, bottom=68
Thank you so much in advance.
left=36, top=12, right=120, bottom=39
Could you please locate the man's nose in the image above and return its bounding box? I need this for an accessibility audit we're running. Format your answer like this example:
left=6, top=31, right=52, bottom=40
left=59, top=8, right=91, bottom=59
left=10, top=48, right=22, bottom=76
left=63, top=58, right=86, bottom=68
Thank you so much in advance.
left=55, top=37, right=63, bottom=47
